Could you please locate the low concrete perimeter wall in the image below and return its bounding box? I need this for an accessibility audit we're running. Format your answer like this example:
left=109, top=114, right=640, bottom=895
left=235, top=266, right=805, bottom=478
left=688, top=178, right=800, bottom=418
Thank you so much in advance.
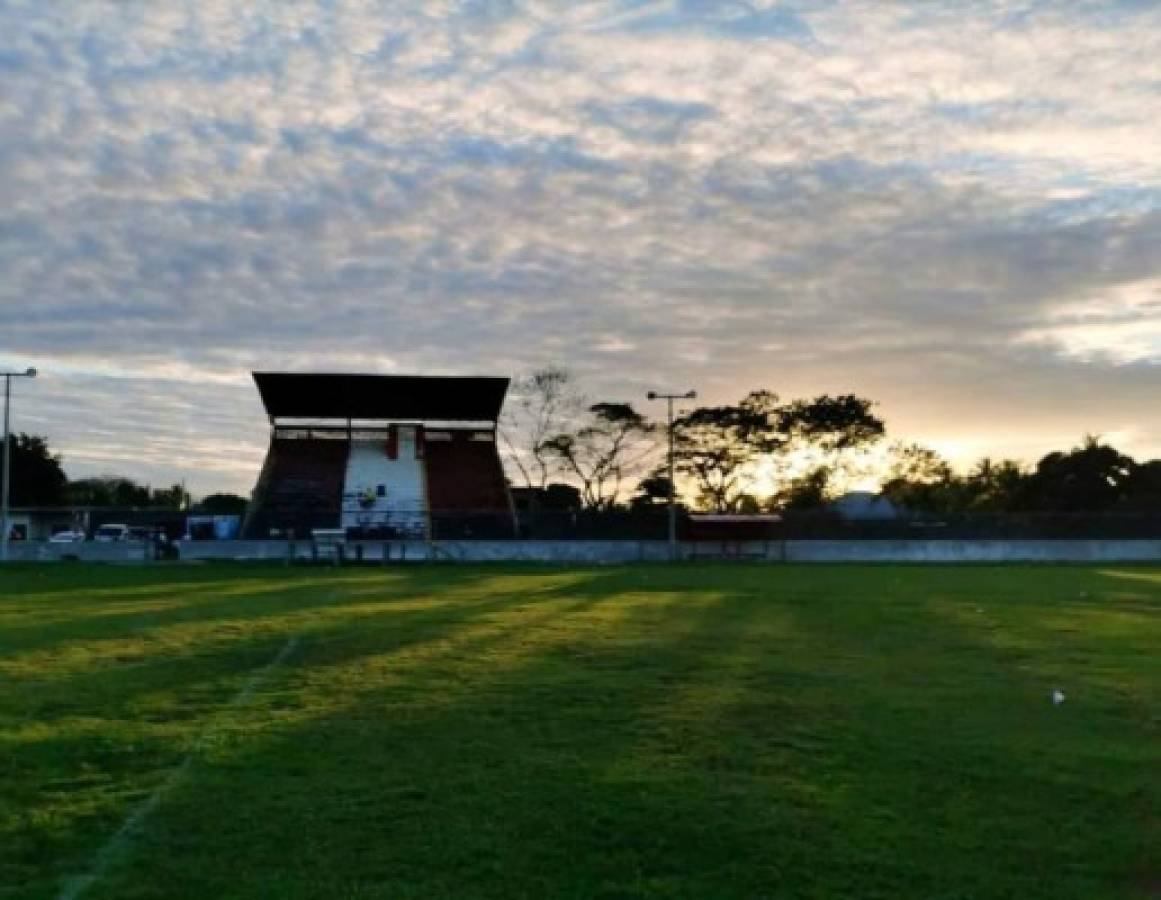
left=173, top=539, right=1161, bottom=564
left=5, top=539, right=1160, bottom=565
left=176, top=540, right=313, bottom=561
left=3, top=542, right=150, bottom=563
left=174, top=540, right=676, bottom=563
left=784, top=539, right=1161, bottom=562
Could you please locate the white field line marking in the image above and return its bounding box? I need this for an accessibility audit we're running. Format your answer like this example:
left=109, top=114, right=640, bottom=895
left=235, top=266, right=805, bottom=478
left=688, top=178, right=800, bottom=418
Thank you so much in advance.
left=58, top=636, right=301, bottom=900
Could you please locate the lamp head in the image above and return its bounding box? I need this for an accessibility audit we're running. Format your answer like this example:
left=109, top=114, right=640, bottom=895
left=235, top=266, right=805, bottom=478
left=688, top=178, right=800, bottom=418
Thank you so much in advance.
left=684, top=390, right=697, bottom=399
left=26, top=368, right=36, bottom=378
left=647, top=391, right=658, bottom=400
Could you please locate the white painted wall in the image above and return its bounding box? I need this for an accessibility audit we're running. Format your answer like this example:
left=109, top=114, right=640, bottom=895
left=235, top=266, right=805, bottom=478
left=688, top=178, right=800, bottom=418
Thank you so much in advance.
left=340, top=429, right=427, bottom=537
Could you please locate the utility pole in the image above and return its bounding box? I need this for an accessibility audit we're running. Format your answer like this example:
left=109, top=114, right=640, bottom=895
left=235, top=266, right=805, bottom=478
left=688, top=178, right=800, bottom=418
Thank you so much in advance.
left=1, top=367, right=38, bottom=562
left=647, top=389, right=696, bottom=561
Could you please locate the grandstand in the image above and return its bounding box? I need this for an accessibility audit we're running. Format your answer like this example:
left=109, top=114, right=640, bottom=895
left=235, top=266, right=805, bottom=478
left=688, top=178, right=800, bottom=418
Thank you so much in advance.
left=242, top=373, right=516, bottom=540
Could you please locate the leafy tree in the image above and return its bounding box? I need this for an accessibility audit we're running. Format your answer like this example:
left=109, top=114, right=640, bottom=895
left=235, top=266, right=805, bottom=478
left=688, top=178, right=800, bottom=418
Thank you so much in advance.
left=962, top=458, right=1027, bottom=511
left=675, top=391, right=883, bottom=512
left=500, top=368, right=585, bottom=490
left=772, top=465, right=833, bottom=511
left=776, top=394, right=885, bottom=497
left=880, top=438, right=1150, bottom=515
left=543, top=402, right=656, bottom=510
left=880, top=443, right=959, bottom=513
left=1120, top=460, right=1161, bottom=511
left=0, top=433, right=67, bottom=506
left=69, top=478, right=151, bottom=507
left=780, top=394, right=885, bottom=453
left=149, top=484, right=191, bottom=509
left=1023, top=436, right=1134, bottom=511
left=882, top=445, right=1032, bottom=514
left=673, top=391, right=780, bottom=513
left=884, top=442, right=952, bottom=485
left=630, top=469, right=674, bottom=509
left=68, top=477, right=193, bottom=509
left=539, top=483, right=583, bottom=511
left=733, top=492, right=763, bottom=514
left=195, top=493, right=250, bottom=515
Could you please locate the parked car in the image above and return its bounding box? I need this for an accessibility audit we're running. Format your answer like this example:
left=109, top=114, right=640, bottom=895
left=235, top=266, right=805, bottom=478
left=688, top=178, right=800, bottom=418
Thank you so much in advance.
left=48, top=530, right=86, bottom=544
left=94, top=524, right=131, bottom=542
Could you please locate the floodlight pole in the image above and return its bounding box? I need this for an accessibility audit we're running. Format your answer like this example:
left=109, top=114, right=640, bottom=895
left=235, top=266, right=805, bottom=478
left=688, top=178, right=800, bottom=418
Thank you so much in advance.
left=647, top=389, right=696, bottom=561
left=1, top=368, right=38, bottom=563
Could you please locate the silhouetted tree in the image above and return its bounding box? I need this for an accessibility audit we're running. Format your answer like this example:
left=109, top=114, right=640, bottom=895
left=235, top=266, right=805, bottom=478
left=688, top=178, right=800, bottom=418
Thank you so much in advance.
left=780, top=394, right=885, bottom=453
left=540, top=483, right=583, bottom=511
left=963, top=458, right=1028, bottom=511
left=500, top=368, right=585, bottom=489
left=543, top=402, right=656, bottom=510
left=880, top=437, right=1157, bottom=516
left=149, top=484, right=190, bottom=509
left=68, top=477, right=192, bottom=509
left=884, top=442, right=952, bottom=485
left=772, top=465, right=833, bottom=511
left=1120, top=460, right=1161, bottom=512
left=881, top=444, right=956, bottom=513
left=1023, top=436, right=1134, bottom=512
left=676, top=390, right=883, bottom=512
left=882, top=444, right=1034, bottom=514
left=68, top=478, right=149, bottom=507
left=673, top=390, right=781, bottom=512
left=194, top=493, right=248, bottom=514
left=630, top=469, right=674, bottom=509
left=0, top=434, right=67, bottom=506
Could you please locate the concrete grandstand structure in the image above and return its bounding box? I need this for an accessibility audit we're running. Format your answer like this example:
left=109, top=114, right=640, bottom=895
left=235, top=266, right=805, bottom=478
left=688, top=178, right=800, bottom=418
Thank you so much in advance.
left=242, top=373, right=516, bottom=540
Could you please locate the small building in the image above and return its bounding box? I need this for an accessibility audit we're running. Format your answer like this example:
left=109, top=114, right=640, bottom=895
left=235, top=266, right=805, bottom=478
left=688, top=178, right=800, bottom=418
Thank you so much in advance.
left=5, top=507, right=87, bottom=542
left=827, top=491, right=900, bottom=521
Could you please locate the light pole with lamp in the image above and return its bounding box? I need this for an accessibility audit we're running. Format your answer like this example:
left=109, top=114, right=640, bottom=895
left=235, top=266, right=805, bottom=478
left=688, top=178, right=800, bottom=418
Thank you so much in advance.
left=1, top=367, right=37, bottom=562
left=647, top=389, right=696, bottom=560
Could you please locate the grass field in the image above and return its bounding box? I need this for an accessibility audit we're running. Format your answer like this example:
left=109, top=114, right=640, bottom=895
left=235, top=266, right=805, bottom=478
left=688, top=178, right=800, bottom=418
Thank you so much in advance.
left=0, top=563, right=1157, bottom=899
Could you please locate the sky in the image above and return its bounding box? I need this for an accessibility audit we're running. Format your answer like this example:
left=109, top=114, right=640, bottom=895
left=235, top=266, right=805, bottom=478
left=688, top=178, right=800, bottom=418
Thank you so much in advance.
left=1, top=0, right=1159, bottom=496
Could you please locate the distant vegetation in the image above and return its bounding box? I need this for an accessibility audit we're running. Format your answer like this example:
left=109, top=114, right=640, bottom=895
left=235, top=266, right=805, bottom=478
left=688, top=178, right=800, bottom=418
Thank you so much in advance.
left=501, top=369, right=1161, bottom=515
left=0, top=434, right=245, bottom=512
left=501, top=368, right=884, bottom=514
left=881, top=435, right=1161, bottom=515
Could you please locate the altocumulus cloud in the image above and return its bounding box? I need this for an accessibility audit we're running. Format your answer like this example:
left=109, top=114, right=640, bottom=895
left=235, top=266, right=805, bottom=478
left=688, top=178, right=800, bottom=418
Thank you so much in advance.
left=1, top=0, right=1159, bottom=492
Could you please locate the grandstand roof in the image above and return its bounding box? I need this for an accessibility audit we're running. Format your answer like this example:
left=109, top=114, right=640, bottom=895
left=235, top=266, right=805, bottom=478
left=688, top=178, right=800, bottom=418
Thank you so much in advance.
left=253, top=373, right=510, bottom=422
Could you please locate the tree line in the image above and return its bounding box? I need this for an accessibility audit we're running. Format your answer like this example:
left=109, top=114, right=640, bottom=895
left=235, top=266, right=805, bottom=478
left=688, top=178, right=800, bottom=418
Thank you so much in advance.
left=0, top=434, right=247, bottom=513
left=881, top=437, right=1161, bottom=515
left=500, top=368, right=1161, bottom=516
left=501, top=368, right=885, bottom=513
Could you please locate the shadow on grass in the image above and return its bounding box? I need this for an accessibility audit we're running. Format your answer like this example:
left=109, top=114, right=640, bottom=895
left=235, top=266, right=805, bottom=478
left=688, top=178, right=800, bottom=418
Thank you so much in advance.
left=4, top=568, right=628, bottom=897
left=0, top=567, right=492, bottom=649
left=69, top=570, right=849, bottom=899
left=5, top=564, right=1158, bottom=900
left=755, top=565, right=1161, bottom=898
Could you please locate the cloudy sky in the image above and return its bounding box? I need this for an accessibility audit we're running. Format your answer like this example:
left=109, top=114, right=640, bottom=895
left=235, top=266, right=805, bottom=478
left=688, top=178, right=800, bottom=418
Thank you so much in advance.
left=2, top=0, right=1159, bottom=495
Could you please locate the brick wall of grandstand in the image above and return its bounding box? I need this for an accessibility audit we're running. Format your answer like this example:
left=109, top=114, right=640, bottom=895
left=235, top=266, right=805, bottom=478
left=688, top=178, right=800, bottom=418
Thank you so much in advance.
left=243, top=439, right=349, bottom=539
left=424, top=431, right=516, bottom=538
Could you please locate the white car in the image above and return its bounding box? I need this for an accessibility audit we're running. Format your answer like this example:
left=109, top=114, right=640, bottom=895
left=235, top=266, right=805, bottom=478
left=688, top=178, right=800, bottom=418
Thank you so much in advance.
left=94, top=524, right=131, bottom=542
left=49, top=530, right=86, bottom=544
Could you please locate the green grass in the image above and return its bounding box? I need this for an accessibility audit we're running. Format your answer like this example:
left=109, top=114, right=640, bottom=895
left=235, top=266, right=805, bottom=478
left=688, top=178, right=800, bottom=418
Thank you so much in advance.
left=1, top=563, right=1157, bottom=899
